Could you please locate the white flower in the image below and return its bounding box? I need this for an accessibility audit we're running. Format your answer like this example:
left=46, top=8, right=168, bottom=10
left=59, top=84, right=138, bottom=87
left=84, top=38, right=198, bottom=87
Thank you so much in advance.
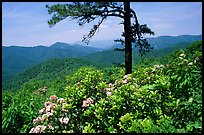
left=188, top=62, right=193, bottom=66
left=59, top=117, right=69, bottom=125
left=180, top=53, right=185, bottom=57
left=152, top=68, right=156, bottom=73
left=122, top=79, right=128, bottom=84
left=108, top=83, right=113, bottom=87
left=57, top=98, right=65, bottom=104
left=47, top=112, right=54, bottom=117
left=188, top=97, right=193, bottom=103
left=39, top=108, right=45, bottom=114
left=107, top=92, right=112, bottom=96
left=29, top=127, right=35, bottom=133
left=123, top=74, right=129, bottom=80
left=104, top=87, right=114, bottom=91
left=194, top=57, right=200, bottom=63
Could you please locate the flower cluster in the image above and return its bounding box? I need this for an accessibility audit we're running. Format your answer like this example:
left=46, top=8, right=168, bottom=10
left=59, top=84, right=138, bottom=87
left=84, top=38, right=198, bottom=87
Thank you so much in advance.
left=103, top=83, right=114, bottom=95
left=29, top=125, right=47, bottom=133
left=38, top=86, right=48, bottom=93
left=30, top=95, right=68, bottom=133
left=32, top=101, right=54, bottom=125
left=122, top=74, right=133, bottom=84
left=152, top=64, right=165, bottom=73
left=82, top=97, right=94, bottom=108
left=49, top=95, right=58, bottom=102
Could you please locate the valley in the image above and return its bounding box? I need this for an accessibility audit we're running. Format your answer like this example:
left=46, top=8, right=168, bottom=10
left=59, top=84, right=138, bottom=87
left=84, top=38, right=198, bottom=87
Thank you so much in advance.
left=2, top=35, right=202, bottom=133
left=2, top=35, right=202, bottom=86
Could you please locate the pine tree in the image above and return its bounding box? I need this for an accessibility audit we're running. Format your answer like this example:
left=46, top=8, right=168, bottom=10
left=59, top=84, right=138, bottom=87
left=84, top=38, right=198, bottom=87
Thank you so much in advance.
left=46, top=2, right=154, bottom=74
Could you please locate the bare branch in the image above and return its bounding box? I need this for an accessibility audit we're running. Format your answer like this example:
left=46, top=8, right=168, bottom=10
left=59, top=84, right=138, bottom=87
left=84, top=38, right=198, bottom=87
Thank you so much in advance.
left=82, top=17, right=106, bottom=44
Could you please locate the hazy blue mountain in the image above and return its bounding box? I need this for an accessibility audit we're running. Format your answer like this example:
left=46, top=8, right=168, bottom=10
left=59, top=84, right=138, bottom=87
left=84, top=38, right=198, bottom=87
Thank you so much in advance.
left=147, top=35, right=202, bottom=49
left=74, top=35, right=202, bottom=50
left=2, top=34, right=202, bottom=85
left=73, top=39, right=117, bottom=50
left=82, top=42, right=194, bottom=66
left=2, top=41, right=200, bottom=91
left=2, top=42, right=100, bottom=84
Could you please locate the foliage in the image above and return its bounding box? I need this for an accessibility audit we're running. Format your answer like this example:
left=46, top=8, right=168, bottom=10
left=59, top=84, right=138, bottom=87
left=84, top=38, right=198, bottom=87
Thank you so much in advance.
left=2, top=58, right=101, bottom=91
left=2, top=41, right=202, bottom=133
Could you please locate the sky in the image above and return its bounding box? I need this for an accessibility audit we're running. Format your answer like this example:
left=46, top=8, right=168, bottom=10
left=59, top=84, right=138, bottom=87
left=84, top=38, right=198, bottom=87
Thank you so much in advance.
left=2, top=2, right=202, bottom=47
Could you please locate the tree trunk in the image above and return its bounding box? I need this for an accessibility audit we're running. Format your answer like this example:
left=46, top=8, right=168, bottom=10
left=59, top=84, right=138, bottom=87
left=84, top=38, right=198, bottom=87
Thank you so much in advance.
left=124, top=2, right=132, bottom=74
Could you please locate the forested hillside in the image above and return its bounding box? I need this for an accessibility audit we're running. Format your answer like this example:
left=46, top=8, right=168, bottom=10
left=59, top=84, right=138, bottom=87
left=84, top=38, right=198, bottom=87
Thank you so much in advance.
left=2, top=58, right=102, bottom=91
left=2, top=41, right=202, bottom=133
left=2, top=35, right=201, bottom=85
left=2, top=41, right=193, bottom=91
left=83, top=41, right=193, bottom=66
left=2, top=42, right=100, bottom=84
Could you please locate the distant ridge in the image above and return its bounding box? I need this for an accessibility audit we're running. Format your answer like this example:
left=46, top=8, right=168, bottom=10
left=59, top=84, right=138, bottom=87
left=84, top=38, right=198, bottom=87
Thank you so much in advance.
left=73, top=34, right=202, bottom=50
left=2, top=42, right=101, bottom=84
left=2, top=34, right=202, bottom=85
left=146, top=34, right=202, bottom=49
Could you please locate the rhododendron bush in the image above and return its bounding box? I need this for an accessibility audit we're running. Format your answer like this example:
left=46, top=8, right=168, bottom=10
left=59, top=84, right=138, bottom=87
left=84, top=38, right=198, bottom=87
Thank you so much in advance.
left=2, top=41, right=202, bottom=133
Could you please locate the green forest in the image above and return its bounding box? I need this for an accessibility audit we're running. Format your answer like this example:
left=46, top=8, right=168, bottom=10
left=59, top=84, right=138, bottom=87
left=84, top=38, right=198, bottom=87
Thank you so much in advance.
left=2, top=41, right=202, bottom=133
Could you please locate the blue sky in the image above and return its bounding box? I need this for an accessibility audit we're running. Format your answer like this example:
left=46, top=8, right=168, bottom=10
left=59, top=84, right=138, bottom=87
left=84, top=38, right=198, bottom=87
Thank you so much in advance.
left=2, top=2, right=202, bottom=47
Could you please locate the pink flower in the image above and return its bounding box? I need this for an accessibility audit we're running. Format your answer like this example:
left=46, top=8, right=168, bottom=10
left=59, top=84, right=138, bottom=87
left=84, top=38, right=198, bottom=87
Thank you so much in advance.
left=33, top=117, right=42, bottom=124
left=48, top=124, right=54, bottom=130
left=39, top=108, right=45, bottom=114
left=87, top=98, right=94, bottom=104
left=29, top=125, right=47, bottom=133
left=45, top=105, right=53, bottom=113
left=82, top=100, right=89, bottom=108
left=41, top=114, right=49, bottom=121
left=49, top=95, right=58, bottom=102
left=59, top=117, right=69, bottom=125
left=44, top=102, right=53, bottom=113
left=82, top=97, right=94, bottom=108
left=44, top=101, right=53, bottom=108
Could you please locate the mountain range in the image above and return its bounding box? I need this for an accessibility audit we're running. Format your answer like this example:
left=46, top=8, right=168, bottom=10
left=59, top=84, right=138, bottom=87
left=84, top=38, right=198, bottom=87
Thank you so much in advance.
left=2, top=42, right=100, bottom=84
left=74, top=34, right=202, bottom=50
left=2, top=34, right=202, bottom=85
